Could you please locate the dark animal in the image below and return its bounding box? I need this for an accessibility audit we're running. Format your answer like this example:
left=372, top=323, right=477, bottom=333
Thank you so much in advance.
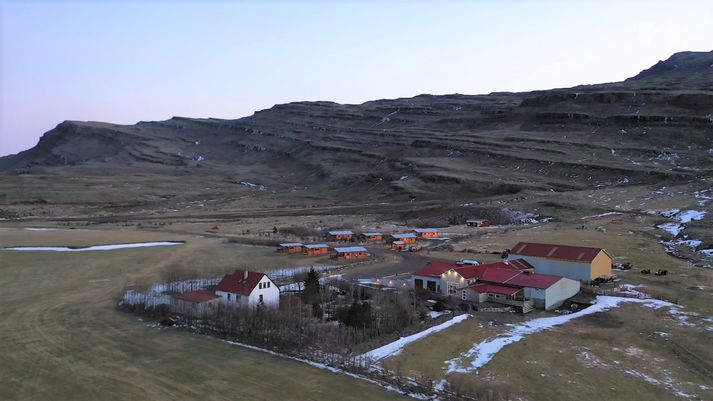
left=654, top=269, right=668, bottom=276
left=641, top=269, right=651, bottom=274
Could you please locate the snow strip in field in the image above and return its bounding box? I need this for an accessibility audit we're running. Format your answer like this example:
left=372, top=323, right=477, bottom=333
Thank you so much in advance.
left=581, top=212, right=624, bottom=219
left=23, top=227, right=59, bottom=231
left=3, top=241, right=183, bottom=252
left=362, top=314, right=471, bottom=361
left=445, top=296, right=676, bottom=373
left=225, top=340, right=429, bottom=400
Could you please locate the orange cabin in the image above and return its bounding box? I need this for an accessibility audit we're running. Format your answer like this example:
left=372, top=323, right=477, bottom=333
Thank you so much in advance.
left=277, top=243, right=304, bottom=253
left=363, top=232, right=384, bottom=241
left=333, top=246, right=368, bottom=259
left=392, top=234, right=417, bottom=244
left=303, top=244, right=329, bottom=255
left=328, top=230, right=354, bottom=241
left=391, top=241, right=407, bottom=251
left=414, top=229, right=440, bottom=238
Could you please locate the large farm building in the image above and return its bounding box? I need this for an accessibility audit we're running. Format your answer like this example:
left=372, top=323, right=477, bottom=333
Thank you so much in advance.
left=507, top=242, right=613, bottom=283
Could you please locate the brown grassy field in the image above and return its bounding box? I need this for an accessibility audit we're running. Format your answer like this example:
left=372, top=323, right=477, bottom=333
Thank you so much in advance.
left=1, top=180, right=712, bottom=401
left=0, top=227, right=412, bottom=401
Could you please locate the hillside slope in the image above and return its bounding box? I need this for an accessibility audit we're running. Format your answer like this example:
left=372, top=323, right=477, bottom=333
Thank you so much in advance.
left=1, top=51, right=712, bottom=213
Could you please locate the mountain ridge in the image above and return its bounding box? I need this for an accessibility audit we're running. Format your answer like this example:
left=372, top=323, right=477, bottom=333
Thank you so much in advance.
left=1, top=50, right=712, bottom=212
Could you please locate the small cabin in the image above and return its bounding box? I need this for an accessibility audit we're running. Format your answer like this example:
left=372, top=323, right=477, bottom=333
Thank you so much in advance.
left=414, top=228, right=440, bottom=238
left=391, top=240, right=407, bottom=251
left=303, top=244, right=330, bottom=255
left=328, top=230, right=354, bottom=241
left=466, top=219, right=491, bottom=227
left=277, top=242, right=304, bottom=253
left=391, top=233, right=417, bottom=244
left=171, top=289, right=219, bottom=317
left=363, top=232, right=384, bottom=242
left=333, top=246, right=368, bottom=260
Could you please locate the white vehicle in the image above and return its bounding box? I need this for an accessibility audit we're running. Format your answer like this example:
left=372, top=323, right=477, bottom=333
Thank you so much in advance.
left=456, top=259, right=481, bottom=266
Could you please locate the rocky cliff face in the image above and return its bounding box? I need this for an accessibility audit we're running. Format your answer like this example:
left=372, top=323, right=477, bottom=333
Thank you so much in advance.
left=1, top=51, right=712, bottom=206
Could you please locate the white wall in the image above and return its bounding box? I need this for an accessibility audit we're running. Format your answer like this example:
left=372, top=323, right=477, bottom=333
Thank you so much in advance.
left=216, top=276, right=280, bottom=308
left=543, top=278, right=580, bottom=310
left=248, top=275, right=280, bottom=308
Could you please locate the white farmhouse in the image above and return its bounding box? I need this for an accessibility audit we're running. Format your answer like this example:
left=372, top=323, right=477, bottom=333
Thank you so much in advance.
left=215, top=269, right=279, bottom=308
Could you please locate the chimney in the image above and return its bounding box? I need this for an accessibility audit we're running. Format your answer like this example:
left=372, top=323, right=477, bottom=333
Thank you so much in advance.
left=243, top=270, right=249, bottom=280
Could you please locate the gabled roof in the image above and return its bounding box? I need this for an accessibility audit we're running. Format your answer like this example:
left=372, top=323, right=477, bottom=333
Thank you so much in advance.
left=279, top=242, right=304, bottom=247
left=506, top=272, right=564, bottom=289
left=216, top=270, right=267, bottom=296
left=412, top=261, right=460, bottom=278
left=329, top=230, right=354, bottom=235
left=175, top=289, right=219, bottom=303
left=334, top=246, right=367, bottom=253
left=363, top=232, right=383, bottom=236
left=414, top=228, right=439, bottom=233
left=304, top=243, right=329, bottom=249
left=467, top=283, right=521, bottom=296
left=503, top=258, right=534, bottom=270
left=510, top=242, right=607, bottom=263
left=392, top=233, right=417, bottom=239
left=481, top=267, right=523, bottom=283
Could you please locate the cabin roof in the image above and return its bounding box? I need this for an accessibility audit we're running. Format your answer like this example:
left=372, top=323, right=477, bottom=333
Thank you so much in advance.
left=334, top=246, right=367, bottom=253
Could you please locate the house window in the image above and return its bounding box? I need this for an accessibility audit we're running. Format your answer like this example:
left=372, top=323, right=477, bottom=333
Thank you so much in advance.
left=266, top=282, right=270, bottom=288
left=448, top=283, right=456, bottom=296
left=461, top=290, right=467, bottom=301
left=259, top=294, right=264, bottom=303
left=227, top=293, right=231, bottom=301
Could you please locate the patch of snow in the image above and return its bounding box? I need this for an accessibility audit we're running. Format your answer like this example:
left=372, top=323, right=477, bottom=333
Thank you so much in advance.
left=23, top=227, right=59, bottom=231
left=3, top=241, right=184, bottom=252
left=674, top=210, right=705, bottom=224
left=657, top=222, right=683, bottom=236
left=361, top=314, right=470, bottom=361
left=581, top=212, right=624, bottom=219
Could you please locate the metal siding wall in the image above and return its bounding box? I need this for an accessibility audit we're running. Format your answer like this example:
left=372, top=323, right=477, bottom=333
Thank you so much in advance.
left=510, top=255, right=591, bottom=282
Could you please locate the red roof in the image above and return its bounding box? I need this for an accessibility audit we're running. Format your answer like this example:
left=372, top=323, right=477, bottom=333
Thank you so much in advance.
left=481, top=267, right=522, bottom=283
left=216, top=270, right=267, bottom=296
left=506, top=272, right=564, bottom=289
left=469, top=283, right=521, bottom=296
left=176, top=289, right=218, bottom=303
left=505, top=258, right=534, bottom=270
left=510, top=242, right=606, bottom=263
left=452, top=264, right=489, bottom=279
left=412, top=261, right=460, bottom=278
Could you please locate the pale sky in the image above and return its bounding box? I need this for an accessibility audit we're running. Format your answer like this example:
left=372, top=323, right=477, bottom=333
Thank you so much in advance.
left=1, top=0, right=712, bottom=156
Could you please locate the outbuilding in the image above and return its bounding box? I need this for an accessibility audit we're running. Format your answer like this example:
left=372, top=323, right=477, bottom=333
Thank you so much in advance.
left=414, top=228, right=440, bottom=238
left=391, top=233, right=417, bottom=244
left=507, top=242, right=613, bottom=283
left=333, top=246, right=368, bottom=259
left=363, top=232, right=384, bottom=241
left=216, top=270, right=279, bottom=308
left=277, top=242, right=304, bottom=253
left=391, top=240, right=407, bottom=251
left=171, top=289, right=219, bottom=317
left=466, top=219, right=491, bottom=227
left=303, top=243, right=329, bottom=255
left=328, top=230, right=354, bottom=241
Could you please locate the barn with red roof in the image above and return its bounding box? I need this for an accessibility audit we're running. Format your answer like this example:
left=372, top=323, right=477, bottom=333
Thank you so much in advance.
left=215, top=269, right=279, bottom=308
left=507, top=242, right=613, bottom=283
